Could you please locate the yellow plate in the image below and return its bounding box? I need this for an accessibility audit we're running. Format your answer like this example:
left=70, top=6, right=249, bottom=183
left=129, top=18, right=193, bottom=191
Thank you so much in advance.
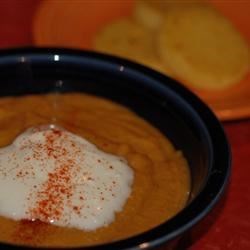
left=33, top=0, right=250, bottom=121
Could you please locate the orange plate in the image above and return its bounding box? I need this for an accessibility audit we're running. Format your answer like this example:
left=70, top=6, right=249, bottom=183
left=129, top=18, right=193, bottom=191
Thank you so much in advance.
left=33, top=0, right=250, bottom=121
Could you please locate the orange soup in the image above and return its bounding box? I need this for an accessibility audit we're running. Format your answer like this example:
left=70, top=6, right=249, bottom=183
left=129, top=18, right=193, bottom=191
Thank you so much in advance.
left=0, top=93, right=190, bottom=247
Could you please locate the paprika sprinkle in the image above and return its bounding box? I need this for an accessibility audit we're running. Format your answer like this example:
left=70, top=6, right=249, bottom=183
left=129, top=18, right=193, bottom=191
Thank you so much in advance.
left=0, top=125, right=134, bottom=231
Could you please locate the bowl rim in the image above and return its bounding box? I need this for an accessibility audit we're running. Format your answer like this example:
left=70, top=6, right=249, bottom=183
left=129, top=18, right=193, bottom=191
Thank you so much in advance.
left=0, top=47, right=231, bottom=250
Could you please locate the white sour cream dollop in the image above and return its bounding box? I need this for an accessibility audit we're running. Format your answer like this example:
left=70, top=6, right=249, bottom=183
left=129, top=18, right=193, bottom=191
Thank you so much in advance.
left=0, top=125, right=134, bottom=231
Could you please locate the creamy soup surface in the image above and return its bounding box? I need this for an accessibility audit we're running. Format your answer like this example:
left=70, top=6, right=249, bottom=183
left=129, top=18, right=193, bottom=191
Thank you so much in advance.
left=0, top=93, right=190, bottom=247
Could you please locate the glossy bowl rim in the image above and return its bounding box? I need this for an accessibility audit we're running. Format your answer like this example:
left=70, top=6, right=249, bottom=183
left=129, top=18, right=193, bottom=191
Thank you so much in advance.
left=0, top=47, right=231, bottom=250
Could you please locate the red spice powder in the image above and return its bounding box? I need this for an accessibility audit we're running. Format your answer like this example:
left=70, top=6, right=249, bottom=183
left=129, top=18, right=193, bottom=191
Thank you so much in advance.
left=27, top=129, right=80, bottom=223
left=11, top=219, right=49, bottom=246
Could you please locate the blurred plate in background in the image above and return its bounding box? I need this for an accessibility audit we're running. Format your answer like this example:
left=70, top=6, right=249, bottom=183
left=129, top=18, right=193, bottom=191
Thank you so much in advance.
left=33, top=0, right=250, bottom=121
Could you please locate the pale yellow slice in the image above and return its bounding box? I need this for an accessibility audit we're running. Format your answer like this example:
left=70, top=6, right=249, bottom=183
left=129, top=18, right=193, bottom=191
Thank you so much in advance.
left=133, top=0, right=166, bottom=30
left=157, top=4, right=250, bottom=90
left=133, top=0, right=201, bottom=30
left=94, top=18, right=173, bottom=76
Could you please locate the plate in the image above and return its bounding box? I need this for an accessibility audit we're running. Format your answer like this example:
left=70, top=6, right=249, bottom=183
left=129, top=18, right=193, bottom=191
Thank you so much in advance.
left=32, top=0, right=250, bottom=121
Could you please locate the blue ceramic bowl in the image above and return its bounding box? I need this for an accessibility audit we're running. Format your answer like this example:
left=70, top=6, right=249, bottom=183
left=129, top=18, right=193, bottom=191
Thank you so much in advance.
left=0, top=48, right=230, bottom=250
